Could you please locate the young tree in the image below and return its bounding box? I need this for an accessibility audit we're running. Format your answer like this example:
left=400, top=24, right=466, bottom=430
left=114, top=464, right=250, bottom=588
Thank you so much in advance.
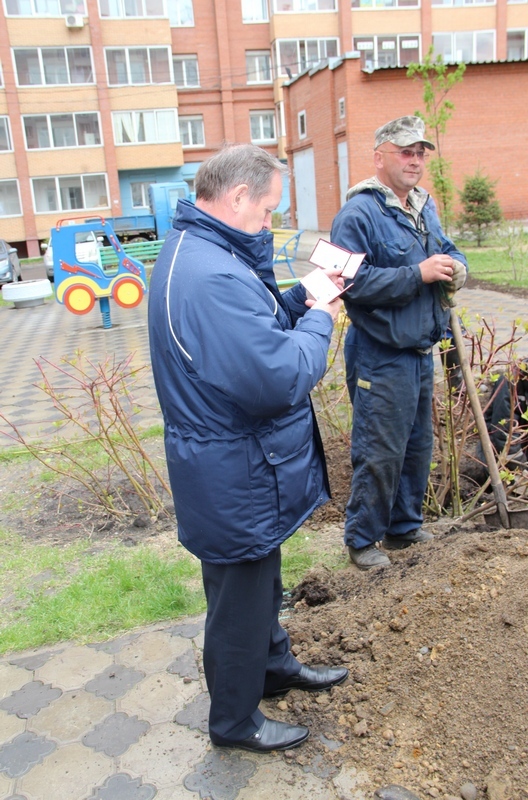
left=458, top=171, right=502, bottom=246
left=407, top=47, right=466, bottom=233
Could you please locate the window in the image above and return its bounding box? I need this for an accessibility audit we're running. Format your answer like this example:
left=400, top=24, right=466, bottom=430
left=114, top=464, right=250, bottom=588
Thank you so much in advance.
left=432, top=0, right=493, bottom=5
left=169, top=0, right=194, bottom=25
left=0, top=118, right=13, bottom=151
left=433, top=30, right=495, bottom=62
left=338, top=97, right=345, bottom=118
left=131, top=181, right=153, bottom=208
left=242, top=0, right=268, bottom=22
left=250, top=111, right=276, bottom=143
left=6, top=0, right=87, bottom=14
left=507, top=30, right=528, bottom=58
left=106, top=47, right=171, bottom=85
left=353, top=35, right=420, bottom=69
left=0, top=180, right=22, bottom=216
left=276, top=38, right=339, bottom=76
left=113, top=109, right=178, bottom=144
left=273, top=0, right=335, bottom=11
left=23, top=113, right=101, bottom=149
left=173, top=55, right=200, bottom=87
left=179, top=115, right=205, bottom=147
left=100, top=0, right=164, bottom=16
left=246, top=51, right=272, bottom=83
left=13, top=48, right=93, bottom=86
left=352, top=0, right=418, bottom=6
left=298, top=110, right=306, bottom=139
left=32, top=174, right=108, bottom=213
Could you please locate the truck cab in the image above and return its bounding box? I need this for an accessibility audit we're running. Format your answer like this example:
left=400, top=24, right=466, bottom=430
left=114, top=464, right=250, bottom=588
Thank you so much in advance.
left=149, top=182, right=191, bottom=240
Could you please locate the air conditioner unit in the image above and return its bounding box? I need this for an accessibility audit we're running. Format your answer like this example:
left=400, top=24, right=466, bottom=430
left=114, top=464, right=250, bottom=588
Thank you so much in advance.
left=65, top=13, right=84, bottom=28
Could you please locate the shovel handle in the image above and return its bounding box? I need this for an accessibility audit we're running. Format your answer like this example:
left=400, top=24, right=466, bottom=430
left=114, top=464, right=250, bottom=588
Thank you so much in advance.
left=449, top=310, right=511, bottom=528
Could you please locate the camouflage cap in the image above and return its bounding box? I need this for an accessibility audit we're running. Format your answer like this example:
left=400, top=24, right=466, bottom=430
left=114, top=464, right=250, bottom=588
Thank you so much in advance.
left=374, top=116, right=435, bottom=151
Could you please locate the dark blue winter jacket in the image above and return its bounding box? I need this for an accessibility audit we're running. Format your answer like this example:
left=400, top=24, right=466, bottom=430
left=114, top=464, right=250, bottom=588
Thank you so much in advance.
left=331, top=186, right=467, bottom=350
left=148, top=199, right=332, bottom=564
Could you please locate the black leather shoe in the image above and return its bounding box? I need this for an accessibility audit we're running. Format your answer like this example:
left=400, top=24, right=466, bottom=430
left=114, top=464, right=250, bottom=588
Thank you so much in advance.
left=211, top=717, right=309, bottom=752
left=264, top=664, right=349, bottom=698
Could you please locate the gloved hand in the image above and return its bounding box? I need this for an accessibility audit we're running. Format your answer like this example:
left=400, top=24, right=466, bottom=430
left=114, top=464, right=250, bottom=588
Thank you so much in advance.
left=438, top=260, right=467, bottom=309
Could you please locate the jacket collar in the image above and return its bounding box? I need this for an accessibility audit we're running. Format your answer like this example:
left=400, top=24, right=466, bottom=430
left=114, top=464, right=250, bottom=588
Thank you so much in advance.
left=173, top=198, right=273, bottom=270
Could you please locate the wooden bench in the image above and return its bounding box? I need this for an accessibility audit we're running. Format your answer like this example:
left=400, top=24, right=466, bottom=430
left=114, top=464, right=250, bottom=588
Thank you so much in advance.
left=272, top=228, right=304, bottom=277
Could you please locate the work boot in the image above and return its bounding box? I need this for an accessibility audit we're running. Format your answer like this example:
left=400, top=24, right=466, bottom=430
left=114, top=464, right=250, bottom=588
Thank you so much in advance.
left=348, top=544, right=390, bottom=570
left=382, top=529, right=434, bottom=550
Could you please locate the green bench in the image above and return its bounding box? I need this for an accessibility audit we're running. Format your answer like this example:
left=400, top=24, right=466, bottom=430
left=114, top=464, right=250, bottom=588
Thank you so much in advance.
left=100, top=239, right=165, bottom=268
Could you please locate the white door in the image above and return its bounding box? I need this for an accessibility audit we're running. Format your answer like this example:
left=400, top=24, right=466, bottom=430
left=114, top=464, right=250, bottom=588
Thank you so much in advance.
left=293, top=148, right=318, bottom=231
left=338, top=140, right=349, bottom=207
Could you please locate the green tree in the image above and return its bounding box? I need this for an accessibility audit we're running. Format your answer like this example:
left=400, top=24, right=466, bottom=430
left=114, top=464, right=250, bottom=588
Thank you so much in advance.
left=458, top=171, right=502, bottom=246
left=407, top=47, right=466, bottom=233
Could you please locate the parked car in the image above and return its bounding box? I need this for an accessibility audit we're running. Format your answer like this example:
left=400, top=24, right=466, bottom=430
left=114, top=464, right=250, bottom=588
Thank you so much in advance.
left=42, top=229, right=103, bottom=281
left=0, top=239, right=22, bottom=285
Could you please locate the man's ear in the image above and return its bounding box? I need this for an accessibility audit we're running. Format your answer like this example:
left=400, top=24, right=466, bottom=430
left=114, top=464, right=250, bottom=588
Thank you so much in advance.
left=230, top=184, right=249, bottom=211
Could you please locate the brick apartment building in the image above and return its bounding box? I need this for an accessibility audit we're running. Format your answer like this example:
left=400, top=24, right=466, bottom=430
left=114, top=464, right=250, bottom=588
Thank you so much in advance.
left=283, top=54, right=528, bottom=231
left=0, top=0, right=527, bottom=255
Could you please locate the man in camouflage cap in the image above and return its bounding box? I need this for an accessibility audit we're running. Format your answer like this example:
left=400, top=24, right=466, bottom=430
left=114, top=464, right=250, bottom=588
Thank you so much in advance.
left=374, top=115, right=435, bottom=151
left=330, top=115, right=467, bottom=569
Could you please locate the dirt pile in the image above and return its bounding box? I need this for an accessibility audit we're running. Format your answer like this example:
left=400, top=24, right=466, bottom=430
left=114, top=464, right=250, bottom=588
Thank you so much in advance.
left=266, top=520, right=528, bottom=799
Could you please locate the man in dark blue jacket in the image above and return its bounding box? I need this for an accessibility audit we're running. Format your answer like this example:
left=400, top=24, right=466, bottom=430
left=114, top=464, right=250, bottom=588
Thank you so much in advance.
left=331, top=116, right=468, bottom=570
left=149, top=144, right=348, bottom=752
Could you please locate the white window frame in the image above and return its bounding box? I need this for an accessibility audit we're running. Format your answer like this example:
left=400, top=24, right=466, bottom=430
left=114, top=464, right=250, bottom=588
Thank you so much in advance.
left=173, top=55, right=200, bottom=87
left=273, top=0, right=336, bottom=12
left=23, top=112, right=101, bottom=150
left=507, top=28, right=528, bottom=58
left=432, top=30, right=495, bottom=63
left=131, top=181, right=153, bottom=208
left=5, top=0, right=87, bottom=15
left=32, top=173, right=109, bottom=214
left=169, top=0, right=194, bottom=25
left=0, top=179, right=22, bottom=216
left=105, top=46, right=172, bottom=86
left=338, top=97, right=345, bottom=118
left=0, top=117, right=13, bottom=151
left=432, top=0, right=493, bottom=6
left=246, top=50, right=272, bottom=83
left=351, top=0, right=418, bottom=7
left=353, top=34, right=421, bottom=69
left=12, top=47, right=94, bottom=87
left=112, top=109, right=178, bottom=145
left=275, top=37, right=339, bottom=77
left=99, top=0, right=165, bottom=17
left=298, top=110, right=306, bottom=139
left=179, top=115, right=205, bottom=148
left=250, top=110, right=277, bottom=143
left=242, top=0, right=269, bottom=23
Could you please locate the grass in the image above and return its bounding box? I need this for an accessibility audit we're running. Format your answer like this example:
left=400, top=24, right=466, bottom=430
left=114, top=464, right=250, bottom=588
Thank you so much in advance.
left=0, top=520, right=345, bottom=655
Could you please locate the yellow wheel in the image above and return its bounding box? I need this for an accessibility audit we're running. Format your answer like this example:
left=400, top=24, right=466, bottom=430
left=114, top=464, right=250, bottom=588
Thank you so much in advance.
left=113, top=277, right=143, bottom=309
left=64, top=284, right=95, bottom=315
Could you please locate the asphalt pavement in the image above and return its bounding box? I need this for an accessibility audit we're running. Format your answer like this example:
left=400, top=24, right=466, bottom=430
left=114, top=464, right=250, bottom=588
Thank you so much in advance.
left=0, top=237, right=527, bottom=800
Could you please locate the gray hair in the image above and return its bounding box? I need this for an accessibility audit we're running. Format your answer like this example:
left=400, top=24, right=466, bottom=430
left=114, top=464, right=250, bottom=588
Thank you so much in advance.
left=195, top=144, right=288, bottom=203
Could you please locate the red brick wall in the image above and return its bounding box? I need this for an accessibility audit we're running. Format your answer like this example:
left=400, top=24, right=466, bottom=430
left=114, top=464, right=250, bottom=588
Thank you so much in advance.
left=285, top=57, right=528, bottom=230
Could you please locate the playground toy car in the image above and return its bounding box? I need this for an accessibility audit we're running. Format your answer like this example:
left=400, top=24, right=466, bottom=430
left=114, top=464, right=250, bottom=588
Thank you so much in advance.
left=51, top=216, right=147, bottom=317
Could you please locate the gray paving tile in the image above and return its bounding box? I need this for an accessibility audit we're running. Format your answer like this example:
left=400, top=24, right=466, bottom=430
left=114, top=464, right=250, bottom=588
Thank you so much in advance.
left=174, top=692, right=210, bottom=734
left=0, top=732, right=57, bottom=778
left=82, top=712, right=150, bottom=757
left=167, top=616, right=206, bottom=639
left=166, top=648, right=200, bottom=681
left=87, top=634, right=141, bottom=655
left=85, top=665, right=145, bottom=700
left=88, top=773, right=156, bottom=800
left=8, top=651, right=63, bottom=672
left=183, top=750, right=256, bottom=800
left=0, top=681, right=62, bottom=719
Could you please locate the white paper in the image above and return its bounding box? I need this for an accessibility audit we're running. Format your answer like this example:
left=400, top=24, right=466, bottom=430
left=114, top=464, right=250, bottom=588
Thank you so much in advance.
left=309, top=238, right=365, bottom=280
left=300, top=268, right=343, bottom=303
